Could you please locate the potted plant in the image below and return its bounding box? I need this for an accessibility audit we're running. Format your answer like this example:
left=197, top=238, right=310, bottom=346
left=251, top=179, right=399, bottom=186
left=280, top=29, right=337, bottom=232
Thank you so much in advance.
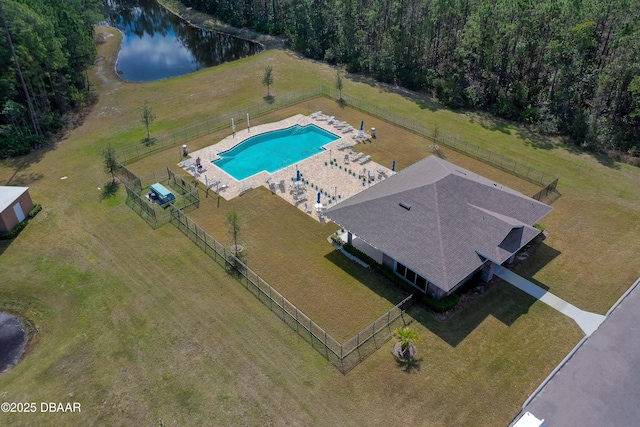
left=393, top=326, right=419, bottom=361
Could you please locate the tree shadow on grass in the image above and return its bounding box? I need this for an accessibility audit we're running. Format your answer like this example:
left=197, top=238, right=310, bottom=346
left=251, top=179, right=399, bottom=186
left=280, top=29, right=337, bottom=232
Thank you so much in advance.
left=263, top=95, right=275, bottom=104
left=395, top=355, right=422, bottom=374
left=1, top=146, right=52, bottom=186
left=345, top=73, right=442, bottom=112
left=100, top=181, right=119, bottom=200
left=467, top=111, right=514, bottom=136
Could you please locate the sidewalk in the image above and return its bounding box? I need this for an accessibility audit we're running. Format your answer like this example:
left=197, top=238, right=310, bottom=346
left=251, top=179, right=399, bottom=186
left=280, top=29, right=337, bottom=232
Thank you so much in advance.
left=494, top=265, right=606, bottom=336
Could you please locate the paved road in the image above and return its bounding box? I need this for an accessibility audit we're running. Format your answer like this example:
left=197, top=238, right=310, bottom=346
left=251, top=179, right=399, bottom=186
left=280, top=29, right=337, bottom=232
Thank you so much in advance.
left=520, top=280, right=640, bottom=426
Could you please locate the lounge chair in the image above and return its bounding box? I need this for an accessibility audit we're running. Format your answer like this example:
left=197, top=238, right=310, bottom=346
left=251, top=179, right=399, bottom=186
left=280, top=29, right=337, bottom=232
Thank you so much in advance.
left=344, top=154, right=350, bottom=164
left=359, top=155, right=371, bottom=164
left=351, top=152, right=364, bottom=161
left=239, top=183, right=253, bottom=194
left=294, top=192, right=307, bottom=203
left=368, top=169, right=375, bottom=181
left=217, top=182, right=228, bottom=192
left=310, top=111, right=323, bottom=119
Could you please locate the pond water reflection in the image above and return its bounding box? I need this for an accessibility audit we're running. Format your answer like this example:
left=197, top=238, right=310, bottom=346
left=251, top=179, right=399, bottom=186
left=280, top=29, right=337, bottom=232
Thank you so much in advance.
left=104, top=0, right=262, bottom=82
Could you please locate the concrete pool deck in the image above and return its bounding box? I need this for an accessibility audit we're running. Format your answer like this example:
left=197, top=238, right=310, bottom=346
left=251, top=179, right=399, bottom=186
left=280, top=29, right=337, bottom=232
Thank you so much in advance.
left=186, top=114, right=391, bottom=221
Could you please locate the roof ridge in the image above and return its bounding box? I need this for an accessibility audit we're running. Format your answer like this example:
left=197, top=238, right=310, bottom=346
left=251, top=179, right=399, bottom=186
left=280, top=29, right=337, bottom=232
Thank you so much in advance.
left=434, top=180, right=449, bottom=288
left=467, top=204, right=525, bottom=227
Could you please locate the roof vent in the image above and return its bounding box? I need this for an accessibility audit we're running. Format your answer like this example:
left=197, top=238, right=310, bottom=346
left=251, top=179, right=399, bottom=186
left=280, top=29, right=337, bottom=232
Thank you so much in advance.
left=399, top=202, right=412, bottom=210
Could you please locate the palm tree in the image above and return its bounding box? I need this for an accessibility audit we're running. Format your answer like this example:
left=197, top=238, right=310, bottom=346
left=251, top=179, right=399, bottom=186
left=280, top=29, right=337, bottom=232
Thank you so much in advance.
left=393, top=326, right=419, bottom=360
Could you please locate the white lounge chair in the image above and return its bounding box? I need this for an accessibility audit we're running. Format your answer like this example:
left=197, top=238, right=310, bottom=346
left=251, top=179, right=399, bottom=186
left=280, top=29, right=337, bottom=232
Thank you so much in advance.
left=344, top=154, right=350, bottom=164
left=359, top=155, right=371, bottom=164
left=294, top=192, right=307, bottom=202
left=368, top=169, right=375, bottom=181
left=310, top=111, right=323, bottom=119
left=351, top=152, right=364, bottom=161
left=239, top=183, right=252, bottom=193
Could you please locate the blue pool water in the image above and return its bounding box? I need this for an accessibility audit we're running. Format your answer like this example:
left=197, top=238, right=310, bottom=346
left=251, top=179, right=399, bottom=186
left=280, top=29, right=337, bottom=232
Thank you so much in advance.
left=213, top=125, right=339, bottom=180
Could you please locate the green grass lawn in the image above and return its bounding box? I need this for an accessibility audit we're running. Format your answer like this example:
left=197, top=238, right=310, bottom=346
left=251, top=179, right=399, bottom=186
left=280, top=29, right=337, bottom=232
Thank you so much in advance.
left=0, top=25, right=638, bottom=426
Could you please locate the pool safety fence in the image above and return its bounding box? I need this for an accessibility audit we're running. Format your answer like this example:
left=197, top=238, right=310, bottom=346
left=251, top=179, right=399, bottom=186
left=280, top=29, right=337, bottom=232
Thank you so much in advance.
left=170, top=208, right=414, bottom=374
left=115, top=86, right=325, bottom=165
left=318, top=86, right=559, bottom=199
left=123, top=167, right=199, bottom=229
left=116, top=85, right=558, bottom=201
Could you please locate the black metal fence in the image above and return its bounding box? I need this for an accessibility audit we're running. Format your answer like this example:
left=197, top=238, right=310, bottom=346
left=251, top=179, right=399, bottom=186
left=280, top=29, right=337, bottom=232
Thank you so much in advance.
left=116, top=84, right=558, bottom=200
left=170, top=208, right=413, bottom=374
left=123, top=167, right=199, bottom=229
left=319, top=86, right=559, bottom=196
left=116, top=86, right=324, bottom=165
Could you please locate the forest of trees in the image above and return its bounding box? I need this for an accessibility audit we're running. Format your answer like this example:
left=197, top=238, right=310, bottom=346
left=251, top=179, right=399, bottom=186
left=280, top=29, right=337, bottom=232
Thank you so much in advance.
left=180, top=0, right=640, bottom=157
left=0, top=0, right=102, bottom=157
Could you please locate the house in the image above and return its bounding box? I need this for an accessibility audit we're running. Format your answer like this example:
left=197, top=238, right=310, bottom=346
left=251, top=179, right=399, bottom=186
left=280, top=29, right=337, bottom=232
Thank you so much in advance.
left=324, top=156, right=552, bottom=300
left=0, top=186, right=35, bottom=233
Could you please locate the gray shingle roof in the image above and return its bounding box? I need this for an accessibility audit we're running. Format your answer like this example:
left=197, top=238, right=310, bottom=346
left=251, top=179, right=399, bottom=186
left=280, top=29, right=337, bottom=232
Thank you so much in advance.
left=324, top=156, right=552, bottom=292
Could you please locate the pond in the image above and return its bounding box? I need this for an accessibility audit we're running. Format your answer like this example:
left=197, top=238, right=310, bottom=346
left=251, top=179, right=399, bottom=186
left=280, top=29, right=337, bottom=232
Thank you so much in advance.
left=104, top=0, right=263, bottom=82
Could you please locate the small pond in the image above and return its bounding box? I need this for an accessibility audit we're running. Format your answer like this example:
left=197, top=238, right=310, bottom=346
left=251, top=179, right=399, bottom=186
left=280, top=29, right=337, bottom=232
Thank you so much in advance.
left=104, top=0, right=263, bottom=82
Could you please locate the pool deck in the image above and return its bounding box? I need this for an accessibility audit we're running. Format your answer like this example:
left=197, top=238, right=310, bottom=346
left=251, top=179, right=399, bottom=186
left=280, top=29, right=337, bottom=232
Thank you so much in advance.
left=185, top=114, right=390, bottom=222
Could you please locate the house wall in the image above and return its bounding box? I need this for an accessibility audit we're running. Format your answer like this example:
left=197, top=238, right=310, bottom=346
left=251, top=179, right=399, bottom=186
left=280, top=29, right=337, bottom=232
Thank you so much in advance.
left=352, top=237, right=384, bottom=264
left=0, top=191, right=34, bottom=233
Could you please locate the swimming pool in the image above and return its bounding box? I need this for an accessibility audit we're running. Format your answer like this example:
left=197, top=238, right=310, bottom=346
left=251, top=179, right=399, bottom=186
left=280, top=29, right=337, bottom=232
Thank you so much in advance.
left=213, top=124, right=339, bottom=180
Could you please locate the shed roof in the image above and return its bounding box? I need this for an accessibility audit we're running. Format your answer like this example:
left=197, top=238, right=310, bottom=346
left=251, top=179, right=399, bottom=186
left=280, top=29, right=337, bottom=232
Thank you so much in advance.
left=0, top=186, right=30, bottom=212
left=324, top=157, right=552, bottom=292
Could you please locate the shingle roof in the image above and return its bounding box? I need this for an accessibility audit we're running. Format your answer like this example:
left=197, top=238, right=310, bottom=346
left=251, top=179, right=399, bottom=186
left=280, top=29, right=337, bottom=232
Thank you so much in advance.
left=324, top=156, right=552, bottom=292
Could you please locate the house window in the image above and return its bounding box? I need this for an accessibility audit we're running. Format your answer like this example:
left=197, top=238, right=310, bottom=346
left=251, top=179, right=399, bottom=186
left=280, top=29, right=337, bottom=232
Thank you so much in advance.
left=406, top=269, right=416, bottom=283
left=416, top=275, right=427, bottom=291
left=396, top=262, right=406, bottom=276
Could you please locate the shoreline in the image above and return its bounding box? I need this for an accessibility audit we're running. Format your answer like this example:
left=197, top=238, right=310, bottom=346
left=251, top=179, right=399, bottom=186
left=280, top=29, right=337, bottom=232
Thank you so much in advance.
left=156, top=0, right=286, bottom=50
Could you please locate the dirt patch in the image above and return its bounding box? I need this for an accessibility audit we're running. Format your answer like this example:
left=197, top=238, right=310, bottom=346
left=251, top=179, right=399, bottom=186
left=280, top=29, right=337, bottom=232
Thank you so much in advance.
left=0, top=312, right=28, bottom=374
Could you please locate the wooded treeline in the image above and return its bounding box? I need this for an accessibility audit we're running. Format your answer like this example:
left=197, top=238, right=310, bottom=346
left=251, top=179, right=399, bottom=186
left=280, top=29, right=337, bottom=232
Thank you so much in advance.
left=182, top=0, right=640, bottom=155
left=0, top=0, right=102, bottom=157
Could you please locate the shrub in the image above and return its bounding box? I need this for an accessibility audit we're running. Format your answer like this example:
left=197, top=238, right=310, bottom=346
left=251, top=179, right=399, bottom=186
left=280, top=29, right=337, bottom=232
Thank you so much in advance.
left=28, top=204, right=42, bottom=218
left=0, top=220, right=28, bottom=240
left=533, top=222, right=546, bottom=232
left=422, top=294, right=460, bottom=313
left=330, top=233, right=344, bottom=246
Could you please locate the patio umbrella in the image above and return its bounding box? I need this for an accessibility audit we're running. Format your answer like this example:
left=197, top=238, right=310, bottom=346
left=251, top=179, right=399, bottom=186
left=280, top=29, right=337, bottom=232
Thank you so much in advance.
left=231, top=118, right=236, bottom=134
left=392, top=160, right=396, bottom=172
left=360, top=120, right=364, bottom=131
left=247, top=113, right=250, bottom=132
left=296, top=170, right=301, bottom=181
left=317, top=192, right=321, bottom=203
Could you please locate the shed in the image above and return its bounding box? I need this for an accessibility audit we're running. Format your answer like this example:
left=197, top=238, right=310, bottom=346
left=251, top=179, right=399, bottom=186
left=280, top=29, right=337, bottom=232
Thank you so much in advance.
left=0, top=186, right=35, bottom=233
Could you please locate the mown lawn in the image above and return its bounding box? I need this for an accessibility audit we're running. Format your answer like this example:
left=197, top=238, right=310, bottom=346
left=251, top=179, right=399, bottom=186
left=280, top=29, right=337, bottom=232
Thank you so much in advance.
left=0, top=25, right=637, bottom=426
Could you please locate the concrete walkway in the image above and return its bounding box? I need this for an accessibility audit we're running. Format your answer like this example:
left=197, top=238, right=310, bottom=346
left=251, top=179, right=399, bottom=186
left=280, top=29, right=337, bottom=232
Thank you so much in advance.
left=494, top=265, right=606, bottom=336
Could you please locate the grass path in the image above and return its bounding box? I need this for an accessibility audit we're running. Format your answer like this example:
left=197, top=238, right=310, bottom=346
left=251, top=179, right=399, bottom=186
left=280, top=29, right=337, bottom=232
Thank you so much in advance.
left=0, top=25, right=637, bottom=426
